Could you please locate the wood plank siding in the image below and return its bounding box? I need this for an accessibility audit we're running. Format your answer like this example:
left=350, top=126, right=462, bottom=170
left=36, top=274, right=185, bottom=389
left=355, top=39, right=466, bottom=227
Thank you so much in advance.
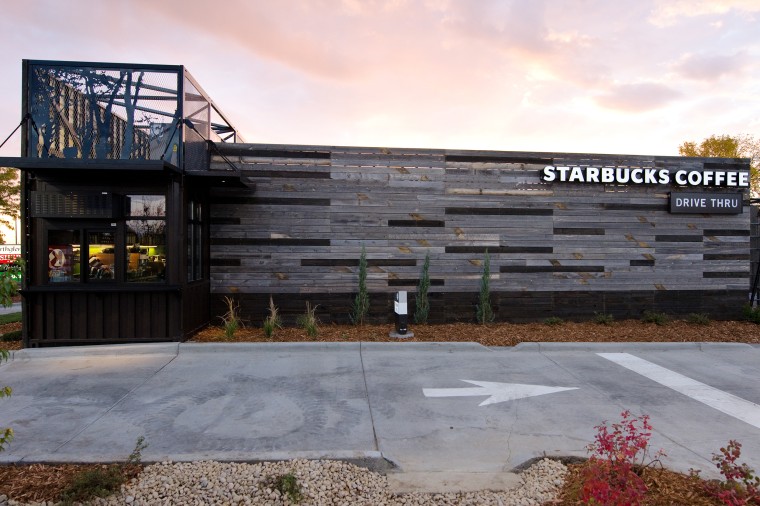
left=209, top=145, right=751, bottom=324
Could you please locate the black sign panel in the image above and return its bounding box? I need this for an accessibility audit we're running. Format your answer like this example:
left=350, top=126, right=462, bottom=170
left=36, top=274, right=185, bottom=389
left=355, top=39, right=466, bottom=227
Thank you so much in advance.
left=669, top=192, right=743, bottom=214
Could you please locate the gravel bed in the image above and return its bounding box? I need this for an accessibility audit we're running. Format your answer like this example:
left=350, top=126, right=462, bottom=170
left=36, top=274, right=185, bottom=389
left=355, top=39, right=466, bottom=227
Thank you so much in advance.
left=56, top=457, right=567, bottom=506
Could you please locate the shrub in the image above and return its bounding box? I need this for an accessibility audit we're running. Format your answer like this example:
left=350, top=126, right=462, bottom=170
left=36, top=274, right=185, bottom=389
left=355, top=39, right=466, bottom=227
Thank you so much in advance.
left=0, top=330, right=21, bottom=342
left=414, top=252, right=431, bottom=324
left=263, top=296, right=282, bottom=338
left=0, top=259, right=22, bottom=308
left=686, top=312, right=711, bottom=325
left=700, top=440, right=760, bottom=506
left=476, top=251, right=494, bottom=324
left=296, top=302, right=320, bottom=338
left=60, top=436, right=147, bottom=505
left=269, top=472, right=303, bottom=503
left=594, top=312, right=615, bottom=325
left=544, top=316, right=564, bottom=326
left=576, top=410, right=665, bottom=506
left=0, top=350, right=11, bottom=452
left=742, top=304, right=760, bottom=324
left=221, top=296, right=243, bottom=339
left=641, top=310, right=668, bottom=326
left=350, top=245, right=370, bottom=325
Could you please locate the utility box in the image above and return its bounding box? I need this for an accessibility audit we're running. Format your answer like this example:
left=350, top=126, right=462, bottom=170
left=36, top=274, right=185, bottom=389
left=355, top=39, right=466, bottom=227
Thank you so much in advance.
left=394, top=291, right=408, bottom=335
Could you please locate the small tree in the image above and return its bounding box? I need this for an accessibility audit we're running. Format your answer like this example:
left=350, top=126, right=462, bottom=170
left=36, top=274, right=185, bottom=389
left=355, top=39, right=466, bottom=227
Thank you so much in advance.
left=414, top=252, right=431, bottom=324
left=350, top=245, right=370, bottom=325
left=476, top=251, right=495, bottom=324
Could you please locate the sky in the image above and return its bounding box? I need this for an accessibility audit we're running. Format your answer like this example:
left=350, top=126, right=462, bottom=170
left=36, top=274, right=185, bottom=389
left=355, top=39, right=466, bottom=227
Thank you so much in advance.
left=0, top=0, right=758, bottom=158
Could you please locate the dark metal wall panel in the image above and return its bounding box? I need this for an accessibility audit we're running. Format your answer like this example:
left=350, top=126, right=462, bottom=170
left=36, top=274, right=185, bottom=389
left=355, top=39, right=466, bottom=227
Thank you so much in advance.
left=25, top=290, right=182, bottom=346
left=210, top=145, right=751, bottom=323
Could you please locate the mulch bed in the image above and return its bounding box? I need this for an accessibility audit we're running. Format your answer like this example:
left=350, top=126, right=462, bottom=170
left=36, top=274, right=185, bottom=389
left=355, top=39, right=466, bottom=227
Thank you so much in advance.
left=191, top=319, right=760, bottom=346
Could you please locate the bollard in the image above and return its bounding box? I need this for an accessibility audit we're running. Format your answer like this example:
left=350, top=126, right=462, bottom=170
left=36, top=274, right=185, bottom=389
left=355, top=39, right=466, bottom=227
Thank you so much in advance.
left=389, top=291, right=414, bottom=339
left=395, top=290, right=408, bottom=335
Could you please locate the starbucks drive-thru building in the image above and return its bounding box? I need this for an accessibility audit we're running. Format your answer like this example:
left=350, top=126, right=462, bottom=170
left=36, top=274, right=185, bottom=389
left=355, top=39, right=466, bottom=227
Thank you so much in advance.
left=0, top=60, right=754, bottom=347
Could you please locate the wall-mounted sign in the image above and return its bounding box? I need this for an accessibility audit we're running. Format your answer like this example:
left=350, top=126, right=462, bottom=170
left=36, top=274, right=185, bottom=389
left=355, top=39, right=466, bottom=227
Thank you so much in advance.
left=541, top=166, right=749, bottom=188
left=0, top=244, right=20, bottom=263
left=669, top=192, right=743, bottom=214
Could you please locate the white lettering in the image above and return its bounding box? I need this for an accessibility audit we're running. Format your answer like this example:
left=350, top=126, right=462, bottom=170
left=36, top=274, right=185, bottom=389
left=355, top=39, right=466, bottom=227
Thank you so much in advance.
left=727, top=172, right=737, bottom=186
left=702, top=171, right=714, bottom=185
left=658, top=169, right=670, bottom=184
left=714, top=172, right=725, bottom=186
left=615, top=168, right=630, bottom=183
left=601, top=167, right=615, bottom=183
left=688, top=171, right=702, bottom=185
left=569, top=166, right=584, bottom=182
left=675, top=170, right=688, bottom=185
left=631, top=168, right=644, bottom=184
left=542, top=166, right=556, bottom=182
left=586, top=167, right=599, bottom=183
left=676, top=197, right=706, bottom=207
left=739, top=172, right=749, bottom=187
left=557, top=166, right=570, bottom=181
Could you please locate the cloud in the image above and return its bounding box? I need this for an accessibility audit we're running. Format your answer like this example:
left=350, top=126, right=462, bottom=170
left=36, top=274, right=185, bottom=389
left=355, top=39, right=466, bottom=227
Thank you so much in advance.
left=595, top=82, right=682, bottom=112
left=649, top=0, right=760, bottom=26
left=673, top=52, right=747, bottom=81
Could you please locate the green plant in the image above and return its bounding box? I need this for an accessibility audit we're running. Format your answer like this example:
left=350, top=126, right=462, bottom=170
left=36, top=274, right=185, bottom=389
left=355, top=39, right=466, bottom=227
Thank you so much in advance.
left=544, top=316, right=564, bottom=326
left=0, top=349, right=11, bottom=452
left=698, top=440, right=760, bottom=505
left=60, top=436, right=147, bottom=505
left=641, top=310, right=668, bottom=326
left=350, top=245, right=370, bottom=325
left=60, top=465, right=124, bottom=505
left=263, top=296, right=282, bottom=338
left=270, top=472, right=303, bottom=503
left=476, top=251, right=494, bottom=324
left=221, top=296, right=243, bottom=339
left=414, top=252, right=431, bottom=324
left=0, top=330, right=21, bottom=342
left=575, top=410, right=665, bottom=506
left=127, top=435, right=148, bottom=466
left=0, top=259, right=22, bottom=308
left=742, top=304, right=760, bottom=324
left=296, top=302, right=320, bottom=338
left=594, top=312, right=615, bottom=325
left=687, top=312, right=711, bottom=325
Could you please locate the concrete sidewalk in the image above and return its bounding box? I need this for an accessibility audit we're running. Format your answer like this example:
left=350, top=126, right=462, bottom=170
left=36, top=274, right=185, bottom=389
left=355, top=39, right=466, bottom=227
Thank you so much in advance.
left=0, top=302, right=20, bottom=316
left=0, top=341, right=758, bottom=483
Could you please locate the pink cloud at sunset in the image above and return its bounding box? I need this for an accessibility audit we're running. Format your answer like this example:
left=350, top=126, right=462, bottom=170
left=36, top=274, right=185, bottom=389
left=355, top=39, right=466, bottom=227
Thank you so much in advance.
left=0, top=0, right=757, bottom=158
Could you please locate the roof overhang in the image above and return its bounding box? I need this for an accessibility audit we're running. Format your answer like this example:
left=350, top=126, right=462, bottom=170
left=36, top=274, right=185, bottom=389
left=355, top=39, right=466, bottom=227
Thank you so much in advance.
left=0, top=157, right=182, bottom=176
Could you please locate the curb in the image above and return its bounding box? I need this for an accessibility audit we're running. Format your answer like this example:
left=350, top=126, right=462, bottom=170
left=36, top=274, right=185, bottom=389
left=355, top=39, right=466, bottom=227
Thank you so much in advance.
left=511, top=342, right=759, bottom=352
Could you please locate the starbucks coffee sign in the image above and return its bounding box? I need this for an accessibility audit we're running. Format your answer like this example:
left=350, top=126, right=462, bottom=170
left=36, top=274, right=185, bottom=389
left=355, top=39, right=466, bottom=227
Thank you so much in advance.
left=541, top=166, right=749, bottom=188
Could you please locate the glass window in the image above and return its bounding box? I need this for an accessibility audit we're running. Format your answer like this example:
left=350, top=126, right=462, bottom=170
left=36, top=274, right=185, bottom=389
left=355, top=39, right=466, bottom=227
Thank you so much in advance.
left=126, top=220, right=166, bottom=282
left=187, top=200, right=203, bottom=281
left=126, top=195, right=166, bottom=283
left=48, top=230, right=80, bottom=283
left=128, top=195, right=166, bottom=217
left=44, top=193, right=168, bottom=285
left=87, top=231, right=116, bottom=281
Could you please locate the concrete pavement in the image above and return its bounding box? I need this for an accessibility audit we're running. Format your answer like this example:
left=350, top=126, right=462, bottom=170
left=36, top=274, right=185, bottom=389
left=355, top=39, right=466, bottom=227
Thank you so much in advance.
left=0, top=341, right=758, bottom=482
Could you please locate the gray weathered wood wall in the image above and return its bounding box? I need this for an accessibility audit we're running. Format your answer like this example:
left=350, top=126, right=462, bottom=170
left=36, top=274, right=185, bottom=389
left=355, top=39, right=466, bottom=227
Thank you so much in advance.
left=209, top=144, right=751, bottom=323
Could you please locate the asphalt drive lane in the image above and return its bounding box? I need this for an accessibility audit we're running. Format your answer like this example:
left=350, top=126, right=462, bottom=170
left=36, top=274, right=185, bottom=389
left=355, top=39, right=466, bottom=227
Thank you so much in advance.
left=0, top=341, right=757, bottom=480
left=361, top=342, right=760, bottom=476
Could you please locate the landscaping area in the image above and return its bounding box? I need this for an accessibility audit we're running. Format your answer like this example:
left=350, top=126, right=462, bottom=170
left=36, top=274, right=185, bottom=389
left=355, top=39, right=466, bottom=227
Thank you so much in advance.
left=1, top=309, right=759, bottom=504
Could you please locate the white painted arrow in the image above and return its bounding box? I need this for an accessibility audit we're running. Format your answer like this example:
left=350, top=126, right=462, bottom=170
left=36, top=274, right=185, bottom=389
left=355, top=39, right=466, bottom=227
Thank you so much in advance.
left=423, top=380, right=578, bottom=406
